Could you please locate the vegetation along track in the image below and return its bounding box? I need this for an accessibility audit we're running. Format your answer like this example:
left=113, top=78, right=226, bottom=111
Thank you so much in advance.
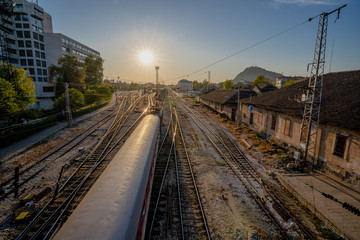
left=172, top=91, right=317, bottom=240
left=146, top=96, right=211, bottom=240
left=14, top=94, right=152, bottom=240
left=0, top=94, right=131, bottom=201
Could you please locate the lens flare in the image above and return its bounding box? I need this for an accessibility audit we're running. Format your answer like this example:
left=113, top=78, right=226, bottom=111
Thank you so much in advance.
left=138, top=51, right=154, bottom=65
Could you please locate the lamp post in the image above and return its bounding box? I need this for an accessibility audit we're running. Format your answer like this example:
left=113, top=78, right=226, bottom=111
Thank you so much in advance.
left=155, top=66, right=159, bottom=95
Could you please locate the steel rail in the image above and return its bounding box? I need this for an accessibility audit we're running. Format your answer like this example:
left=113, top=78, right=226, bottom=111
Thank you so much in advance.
left=173, top=105, right=212, bottom=240
left=171, top=93, right=291, bottom=239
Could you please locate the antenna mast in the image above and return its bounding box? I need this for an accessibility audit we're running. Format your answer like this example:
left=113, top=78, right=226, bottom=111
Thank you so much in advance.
left=299, top=4, right=347, bottom=167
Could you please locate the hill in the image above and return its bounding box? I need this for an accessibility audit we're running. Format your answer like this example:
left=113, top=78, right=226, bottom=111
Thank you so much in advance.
left=232, top=66, right=283, bottom=83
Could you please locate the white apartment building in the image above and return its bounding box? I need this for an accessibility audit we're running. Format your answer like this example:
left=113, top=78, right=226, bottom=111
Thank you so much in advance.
left=2, top=0, right=101, bottom=109
left=44, top=33, right=100, bottom=66
left=12, top=0, right=54, bottom=108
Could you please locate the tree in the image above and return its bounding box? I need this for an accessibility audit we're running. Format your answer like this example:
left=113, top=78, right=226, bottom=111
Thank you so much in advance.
left=54, top=88, right=84, bottom=111
left=84, top=55, right=104, bottom=86
left=49, top=55, right=86, bottom=97
left=253, top=74, right=271, bottom=84
left=222, top=79, right=234, bottom=89
left=0, top=63, right=36, bottom=122
left=283, top=79, right=296, bottom=87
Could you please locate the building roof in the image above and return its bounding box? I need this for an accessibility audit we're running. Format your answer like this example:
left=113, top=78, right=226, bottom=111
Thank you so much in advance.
left=241, top=70, right=360, bottom=130
left=253, top=83, right=277, bottom=93
left=199, top=89, right=256, bottom=105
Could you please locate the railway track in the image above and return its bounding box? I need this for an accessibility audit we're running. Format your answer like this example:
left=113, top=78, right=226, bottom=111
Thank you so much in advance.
left=14, top=94, right=152, bottom=240
left=147, top=95, right=211, bottom=240
left=0, top=94, right=131, bottom=201
left=172, top=91, right=317, bottom=239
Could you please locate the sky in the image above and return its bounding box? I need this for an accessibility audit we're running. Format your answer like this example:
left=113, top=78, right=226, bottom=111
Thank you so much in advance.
left=38, top=0, right=360, bottom=84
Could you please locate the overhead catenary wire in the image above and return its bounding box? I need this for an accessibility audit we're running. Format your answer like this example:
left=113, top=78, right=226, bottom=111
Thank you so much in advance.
left=165, top=12, right=326, bottom=83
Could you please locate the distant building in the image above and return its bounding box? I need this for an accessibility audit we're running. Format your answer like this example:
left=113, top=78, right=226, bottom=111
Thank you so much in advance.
left=177, top=79, right=193, bottom=92
left=275, top=76, right=306, bottom=88
left=44, top=33, right=100, bottom=66
left=198, top=89, right=256, bottom=121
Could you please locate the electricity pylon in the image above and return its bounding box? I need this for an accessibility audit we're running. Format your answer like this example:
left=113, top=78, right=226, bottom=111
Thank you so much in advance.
left=300, top=4, right=347, bottom=167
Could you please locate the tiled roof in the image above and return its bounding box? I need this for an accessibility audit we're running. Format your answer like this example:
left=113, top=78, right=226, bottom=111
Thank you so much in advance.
left=241, top=70, right=360, bottom=130
left=199, top=89, right=257, bottom=104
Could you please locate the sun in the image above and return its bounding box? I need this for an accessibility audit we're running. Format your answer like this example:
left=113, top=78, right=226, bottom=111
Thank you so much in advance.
left=138, top=51, right=154, bottom=65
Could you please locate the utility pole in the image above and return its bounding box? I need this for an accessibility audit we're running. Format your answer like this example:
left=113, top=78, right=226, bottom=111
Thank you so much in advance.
left=155, top=66, right=159, bottom=96
left=237, top=84, right=241, bottom=124
left=299, top=4, right=346, bottom=167
left=65, top=82, right=72, bottom=127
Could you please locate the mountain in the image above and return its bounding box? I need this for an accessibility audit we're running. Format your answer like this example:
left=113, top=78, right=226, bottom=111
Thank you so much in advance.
left=232, top=66, right=283, bottom=83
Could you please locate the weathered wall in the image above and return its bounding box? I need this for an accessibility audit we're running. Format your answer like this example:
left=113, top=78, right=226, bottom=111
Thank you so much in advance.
left=319, top=126, right=360, bottom=177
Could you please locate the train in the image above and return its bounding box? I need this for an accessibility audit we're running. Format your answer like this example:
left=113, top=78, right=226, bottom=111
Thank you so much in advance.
left=54, top=114, right=160, bottom=240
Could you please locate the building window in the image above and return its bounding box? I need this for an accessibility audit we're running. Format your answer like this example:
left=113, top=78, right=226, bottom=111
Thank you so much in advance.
left=43, top=86, right=54, bottom=92
left=35, top=51, right=40, bottom=58
left=27, top=59, right=34, bottom=66
left=284, top=119, right=291, bottom=136
left=15, top=13, right=21, bottom=21
left=34, top=41, right=39, bottom=49
left=243, top=112, right=246, bottom=118
left=18, top=40, right=24, bottom=47
left=43, top=77, right=48, bottom=82
left=24, top=31, right=31, bottom=38
left=26, top=50, right=33, bottom=57
left=28, top=68, right=35, bottom=75
left=21, top=14, right=29, bottom=22
left=36, top=60, right=41, bottom=66
left=38, top=28, right=43, bottom=33
left=34, top=8, right=44, bottom=16
left=20, top=59, right=27, bottom=66
left=14, top=4, right=23, bottom=8
left=23, top=23, right=29, bottom=28
left=38, top=77, right=43, bottom=82
left=333, top=134, right=348, bottom=158
left=16, top=31, right=23, bottom=38
left=25, top=40, right=32, bottom=48
left=19, top=50, right=26, bottom=57
left=33, top=32, right=38, bottom=40
left=39, top=34, right=44, bottom=42
left=42, top=61, right=46, bottom=67
left=40, top=43, right=44, bottom=50
left=271, top=115, right=277, bottom=130
left=16, top=23, right=22, bottom=28
left=32, top=25, right=37, bottom=31
left=43, top=69, right=47, bottom=75
left=41, top=52, right=45, bottom=59
left=37, top=68, right=42, bottom=75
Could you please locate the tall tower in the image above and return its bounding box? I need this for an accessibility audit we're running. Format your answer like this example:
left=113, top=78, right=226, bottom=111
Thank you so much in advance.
left=299, top=5, right=346, bottom=167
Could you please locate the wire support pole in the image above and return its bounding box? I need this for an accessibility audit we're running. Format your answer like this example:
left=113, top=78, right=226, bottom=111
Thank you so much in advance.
left=65, top=82, right=72, bottom=127
left=300, top=4, right=346, bottom=167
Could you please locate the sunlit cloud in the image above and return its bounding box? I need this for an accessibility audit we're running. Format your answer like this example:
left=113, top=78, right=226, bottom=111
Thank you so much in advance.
left=273, top=0, right=339, bottom=6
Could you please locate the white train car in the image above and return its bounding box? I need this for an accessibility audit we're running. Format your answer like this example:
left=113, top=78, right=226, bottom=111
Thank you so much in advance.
left=54, top=114, right=160, bottom=240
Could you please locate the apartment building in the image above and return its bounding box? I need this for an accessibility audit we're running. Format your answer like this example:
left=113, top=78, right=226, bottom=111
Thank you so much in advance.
left=44, top=33, right=100, bottom=66
left=1, top=0, right=101, bottom=109
left=12, top=0, right=54, bottom=108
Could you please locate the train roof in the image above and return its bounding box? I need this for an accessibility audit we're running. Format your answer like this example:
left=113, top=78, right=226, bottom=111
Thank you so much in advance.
left=54, top=115, right=160, bottom=240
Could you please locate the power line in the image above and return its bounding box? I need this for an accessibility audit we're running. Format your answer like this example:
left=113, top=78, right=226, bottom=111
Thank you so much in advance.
left=165, top=14, right=322, bottom=83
